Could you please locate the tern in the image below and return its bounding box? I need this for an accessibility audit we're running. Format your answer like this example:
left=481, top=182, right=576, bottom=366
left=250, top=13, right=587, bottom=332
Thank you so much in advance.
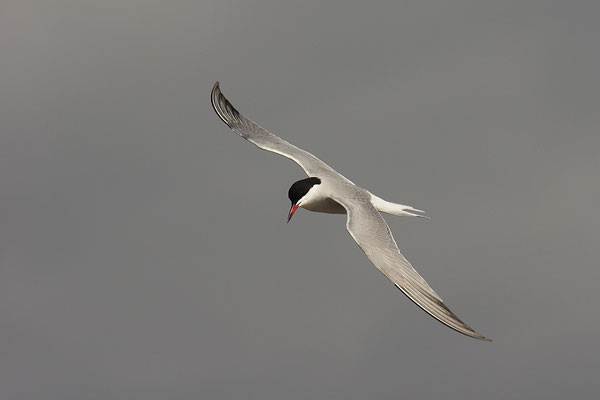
left=211, top=82, right=490, bottom=341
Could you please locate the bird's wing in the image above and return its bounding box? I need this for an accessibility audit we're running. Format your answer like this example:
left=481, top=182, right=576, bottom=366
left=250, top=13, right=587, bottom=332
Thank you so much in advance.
left=211, top=82, right=350, bottom=181
left=332, top=193, right=491, bottom=341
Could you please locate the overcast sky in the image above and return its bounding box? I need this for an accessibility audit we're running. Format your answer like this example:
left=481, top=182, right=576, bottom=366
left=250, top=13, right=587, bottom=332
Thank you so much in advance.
left=1, top=1, right=600, bottom=399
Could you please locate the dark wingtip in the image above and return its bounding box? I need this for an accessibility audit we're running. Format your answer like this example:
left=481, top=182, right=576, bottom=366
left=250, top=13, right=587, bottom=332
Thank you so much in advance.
left=211, top=81, right=226, bottom=122
left=210, top=81, right=245, bottom=131
left=211, top=81, right=221, bottom=106
left=476, top=333, right=493, bottom=342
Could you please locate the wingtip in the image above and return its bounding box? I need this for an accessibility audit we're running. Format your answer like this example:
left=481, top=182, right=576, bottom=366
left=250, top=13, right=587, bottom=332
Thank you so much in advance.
left=469, top=331, right=492, bottom=342
left=466, top=324, right=492, bottom=342
left=211, top=81, right=225, bottom=117
left=212, top=81, right=221, bottom=97
left=459, top=324, right=491, bottom=341
left=462, top=325, right=492, bottom=342
left=455, top=322, right=491, bottom=342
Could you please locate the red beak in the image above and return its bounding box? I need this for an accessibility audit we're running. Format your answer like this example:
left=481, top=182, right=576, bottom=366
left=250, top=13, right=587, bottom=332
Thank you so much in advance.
left=287, top=203, right=300, bottom=223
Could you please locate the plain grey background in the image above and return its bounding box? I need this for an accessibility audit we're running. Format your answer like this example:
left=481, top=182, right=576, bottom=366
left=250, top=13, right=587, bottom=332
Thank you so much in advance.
left=2, top=1, right=599, bottom=399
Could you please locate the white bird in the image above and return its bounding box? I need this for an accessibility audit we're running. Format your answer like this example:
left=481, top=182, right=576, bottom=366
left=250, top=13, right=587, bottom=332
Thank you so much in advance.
left=211, top=82, right=491, bottom=341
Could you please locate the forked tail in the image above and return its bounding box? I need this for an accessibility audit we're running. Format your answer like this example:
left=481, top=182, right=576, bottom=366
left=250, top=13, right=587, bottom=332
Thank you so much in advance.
left=370, top=194, right=428, bottom=218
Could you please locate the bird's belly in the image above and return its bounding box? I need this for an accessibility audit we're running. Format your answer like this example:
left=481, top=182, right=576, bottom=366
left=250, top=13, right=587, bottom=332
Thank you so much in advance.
left=301, top=197, right=346, bottom=214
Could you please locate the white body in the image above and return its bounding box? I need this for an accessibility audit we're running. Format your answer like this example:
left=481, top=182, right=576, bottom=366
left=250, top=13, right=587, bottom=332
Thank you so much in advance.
left=298, top=181, right=425, bottom=218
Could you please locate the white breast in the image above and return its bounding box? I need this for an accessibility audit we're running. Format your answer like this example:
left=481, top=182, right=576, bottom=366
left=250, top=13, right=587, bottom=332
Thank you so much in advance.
left=299, top=184, right=346, bottom=214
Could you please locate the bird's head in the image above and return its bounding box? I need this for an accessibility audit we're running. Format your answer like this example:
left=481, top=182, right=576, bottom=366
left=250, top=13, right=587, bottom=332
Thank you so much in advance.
left=287, top=177, right=321, bottom=222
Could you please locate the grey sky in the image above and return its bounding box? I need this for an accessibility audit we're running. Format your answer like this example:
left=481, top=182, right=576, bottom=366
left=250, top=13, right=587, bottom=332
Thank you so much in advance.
left=1, top=1, right=599, bottom=399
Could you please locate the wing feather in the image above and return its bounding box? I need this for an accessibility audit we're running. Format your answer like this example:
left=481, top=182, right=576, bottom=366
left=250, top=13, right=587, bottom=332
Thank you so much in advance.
left=211, top=82, right=347, bottom=180
left=334, top=194, right=491, bottom=341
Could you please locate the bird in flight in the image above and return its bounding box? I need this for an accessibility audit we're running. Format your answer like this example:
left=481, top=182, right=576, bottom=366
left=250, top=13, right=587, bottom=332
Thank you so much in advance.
left=211, top=82, right=490, bottom=341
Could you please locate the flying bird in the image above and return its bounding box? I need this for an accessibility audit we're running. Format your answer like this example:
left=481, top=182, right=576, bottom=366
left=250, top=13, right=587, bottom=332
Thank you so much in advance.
left=211, top=82, right=490, bottom=341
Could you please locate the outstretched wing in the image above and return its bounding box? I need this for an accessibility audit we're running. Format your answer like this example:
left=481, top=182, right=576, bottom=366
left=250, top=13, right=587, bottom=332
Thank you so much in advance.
left=333, top=194, right=491, bottom=341
left=211, top=82, right=348, bottom=180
